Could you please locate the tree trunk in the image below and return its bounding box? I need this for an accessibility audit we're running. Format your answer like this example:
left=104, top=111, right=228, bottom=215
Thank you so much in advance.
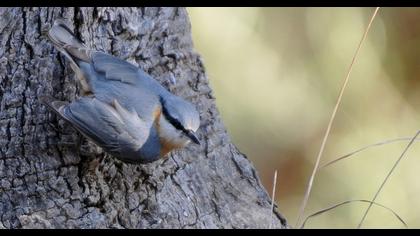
left=0, top=7, right=287, bottom=229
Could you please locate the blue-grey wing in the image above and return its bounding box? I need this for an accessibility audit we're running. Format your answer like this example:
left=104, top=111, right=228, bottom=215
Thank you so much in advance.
left=88, top=52, right=168, bottom=94
left=76, top=51, right=167, bottom=125
left=90, top=52, right=139, bottom=84
left=47, top=97, right=152, bottom=161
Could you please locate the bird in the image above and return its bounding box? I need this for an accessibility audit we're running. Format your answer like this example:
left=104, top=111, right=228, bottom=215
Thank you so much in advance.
left=41, top=19, right=201, bottom=164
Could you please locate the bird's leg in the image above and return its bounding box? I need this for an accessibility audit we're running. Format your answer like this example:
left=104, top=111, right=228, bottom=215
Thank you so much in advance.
left=47, top=123, right=84, bottom=153
left=47, top=122, right=61, bottom=133
left=46, top=123, right=74, bottom=146
left=74, top=131, right=84, bottom=156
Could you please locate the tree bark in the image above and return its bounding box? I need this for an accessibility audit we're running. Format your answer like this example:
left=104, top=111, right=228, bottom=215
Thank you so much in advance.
left=0, top=7, right=287, bottom=229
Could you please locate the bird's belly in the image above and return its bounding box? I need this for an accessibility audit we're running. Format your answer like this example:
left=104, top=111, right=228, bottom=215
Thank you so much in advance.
left=159, top=137, right=188, bottom=157
left=140, top=125, right=163, bottom=163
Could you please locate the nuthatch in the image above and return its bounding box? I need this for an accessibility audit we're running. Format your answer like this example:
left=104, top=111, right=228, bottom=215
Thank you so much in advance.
left=42, top=19, right=200, bottom=164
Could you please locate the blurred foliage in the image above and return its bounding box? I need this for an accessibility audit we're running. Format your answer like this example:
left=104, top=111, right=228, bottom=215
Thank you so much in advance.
left=188, top=7, right=420, bottom=228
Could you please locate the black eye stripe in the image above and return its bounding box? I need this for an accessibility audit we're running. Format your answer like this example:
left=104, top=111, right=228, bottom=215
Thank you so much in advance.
left=161, top=99, right=187, bottom=133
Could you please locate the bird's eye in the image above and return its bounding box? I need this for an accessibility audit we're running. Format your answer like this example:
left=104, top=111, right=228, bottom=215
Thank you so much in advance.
left=161, top=104, right=185, bottom=131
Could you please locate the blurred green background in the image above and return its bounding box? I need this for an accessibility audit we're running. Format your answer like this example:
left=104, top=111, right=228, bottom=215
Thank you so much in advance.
left=187, top=7, right=420, bottom=228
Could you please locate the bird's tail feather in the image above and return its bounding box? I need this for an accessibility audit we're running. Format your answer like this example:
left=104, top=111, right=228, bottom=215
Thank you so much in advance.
left=39, top=95, right=69, bottom=119
left=48, top=19, right=93, bottom=94
left=48, top=19, right=91, bottom=64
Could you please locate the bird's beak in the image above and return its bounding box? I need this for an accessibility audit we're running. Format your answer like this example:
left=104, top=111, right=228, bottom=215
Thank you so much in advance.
left=186, top=130, right=200, bottom=145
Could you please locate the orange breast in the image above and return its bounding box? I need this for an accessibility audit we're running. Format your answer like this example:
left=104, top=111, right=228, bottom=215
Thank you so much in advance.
left=153, top=106, right=187, bottom=158
left=159, top=138, right=185, bottom=157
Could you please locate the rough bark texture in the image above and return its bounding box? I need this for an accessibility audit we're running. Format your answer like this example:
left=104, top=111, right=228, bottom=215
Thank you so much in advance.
left=0, top=7, right=287, bottom=229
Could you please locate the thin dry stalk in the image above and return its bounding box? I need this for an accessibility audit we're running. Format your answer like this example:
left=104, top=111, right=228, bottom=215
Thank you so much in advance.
left=357, top=130, right=420, bottom=228
left=321, top=137, right=420, bottom=169
left=295, top=7, right=381, bottom=227
left=301, top=199, right=407, bottom=229
left=269, top=170, right=278, bottom=229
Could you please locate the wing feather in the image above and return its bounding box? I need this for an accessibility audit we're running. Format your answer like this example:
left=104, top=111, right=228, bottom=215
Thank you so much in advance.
left=91, top=52, right=140, bottom=84
left=44, top=96, right=151, bottom=157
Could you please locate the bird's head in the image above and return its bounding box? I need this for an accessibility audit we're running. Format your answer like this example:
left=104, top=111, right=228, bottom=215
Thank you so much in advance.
left=160, top=95, right=201, bottom=145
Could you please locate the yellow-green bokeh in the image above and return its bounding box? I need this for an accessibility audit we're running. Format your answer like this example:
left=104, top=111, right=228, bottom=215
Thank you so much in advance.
left=188, top=7, right=420, bottom=228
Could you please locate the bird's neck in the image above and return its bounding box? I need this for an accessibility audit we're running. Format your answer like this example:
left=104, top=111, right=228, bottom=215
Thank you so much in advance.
left=156, top=114, right=189, bottom=157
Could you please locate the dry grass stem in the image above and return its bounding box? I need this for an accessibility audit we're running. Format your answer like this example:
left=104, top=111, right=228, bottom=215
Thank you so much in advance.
left=269, top=170, right=278, bottom=229
left=295, top=7, right=381, bottom=227
left=301, top=199, right=407, bottom=229
left=357, top=130, right=420, bottom=228
left=321, top=137, right=420, bottom=169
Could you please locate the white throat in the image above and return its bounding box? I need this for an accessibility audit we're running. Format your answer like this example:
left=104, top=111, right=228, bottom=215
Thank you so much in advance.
left=158, top=115, right=190, bottom=147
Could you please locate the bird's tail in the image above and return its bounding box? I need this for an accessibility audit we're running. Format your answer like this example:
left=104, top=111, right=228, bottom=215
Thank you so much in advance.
left=48, top=19, right=91, bottom=64
left=38, top=95, right=69, bottom=119
left=48, top=19, right=93, bottom=94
